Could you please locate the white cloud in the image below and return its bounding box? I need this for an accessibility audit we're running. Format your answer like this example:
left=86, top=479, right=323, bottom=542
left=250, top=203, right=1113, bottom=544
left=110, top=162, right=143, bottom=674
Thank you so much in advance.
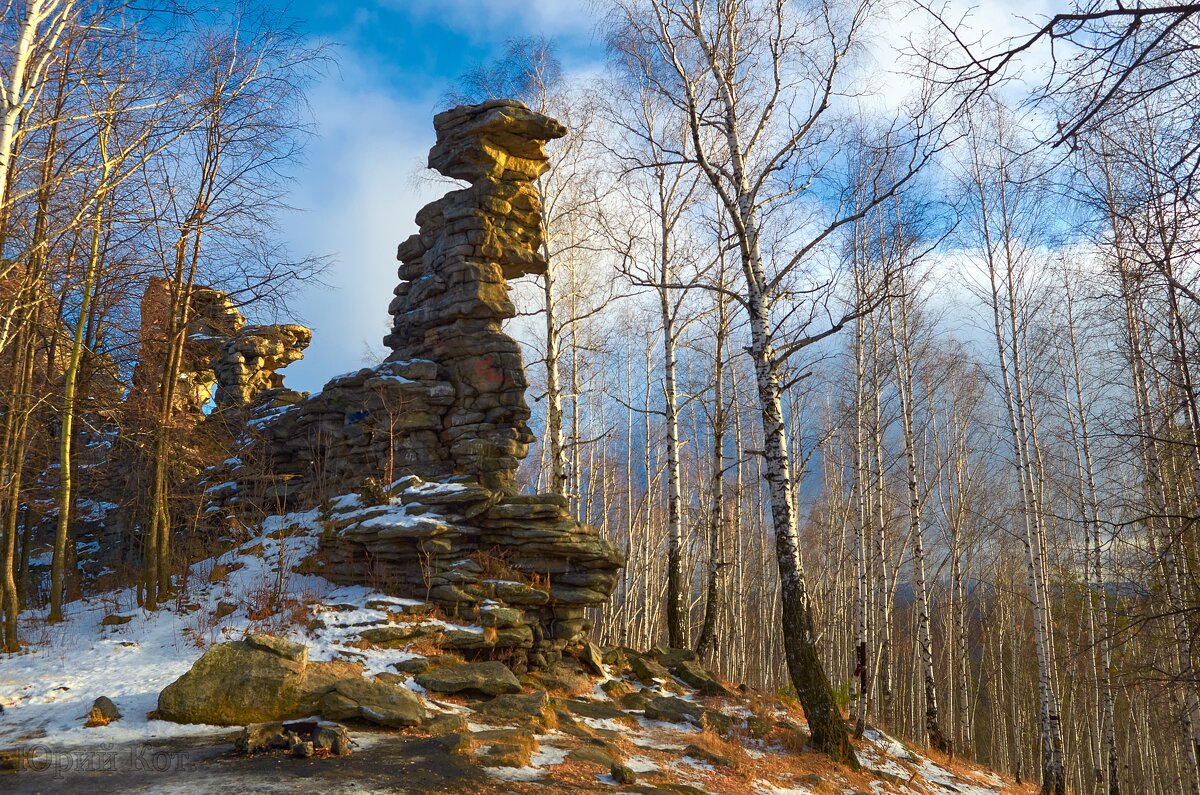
left=277, top=53, right=442, bottom=392
left=277, top=0, right=1065, bottom=393
left=392, top=0, right=602, bottom=41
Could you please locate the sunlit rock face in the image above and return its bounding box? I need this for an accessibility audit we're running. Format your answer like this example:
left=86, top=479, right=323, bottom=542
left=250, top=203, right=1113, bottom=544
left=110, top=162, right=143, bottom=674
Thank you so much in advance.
left=384, top=100, right=566, bottom=491
left=132, top=277, right=311, bottom=415
left=132, top=277, right=245, bottom=415
left=213, top=324, right=312, bottom=408
left=200, top=101, right=622, bottom=666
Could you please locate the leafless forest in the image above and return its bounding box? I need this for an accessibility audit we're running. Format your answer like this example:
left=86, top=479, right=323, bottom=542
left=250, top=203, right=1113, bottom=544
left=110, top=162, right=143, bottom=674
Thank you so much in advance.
left=3, top=2, right=1200, bottom=794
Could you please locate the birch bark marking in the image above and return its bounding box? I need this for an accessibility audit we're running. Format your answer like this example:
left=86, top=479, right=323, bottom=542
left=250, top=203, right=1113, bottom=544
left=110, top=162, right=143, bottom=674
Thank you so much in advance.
left=885, top=265, right=947, bottom=753
left=0, top=1, right=74, bottom=212
left=966, top=108, right=1065, bottom=795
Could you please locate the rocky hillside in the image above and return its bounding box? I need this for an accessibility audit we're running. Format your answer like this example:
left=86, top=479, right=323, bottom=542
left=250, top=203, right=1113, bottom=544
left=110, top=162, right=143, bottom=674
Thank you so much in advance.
left=0, top=500, right=1032, bottom=795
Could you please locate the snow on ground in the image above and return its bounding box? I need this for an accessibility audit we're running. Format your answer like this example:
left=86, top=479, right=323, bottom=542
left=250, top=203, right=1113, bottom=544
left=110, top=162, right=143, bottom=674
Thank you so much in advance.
left=754, top=782, right=814, bottom=795
left=483, top=744, right=570, bottom=783
left=0, top=505, right=438, bottom=750
left=856, top=729, right=1012, bottom=795
left=623, top=754, right=660, bottom=773
left=629, top=734, right=685, bottom=750
left=1, top=499, right=1021, bottom=795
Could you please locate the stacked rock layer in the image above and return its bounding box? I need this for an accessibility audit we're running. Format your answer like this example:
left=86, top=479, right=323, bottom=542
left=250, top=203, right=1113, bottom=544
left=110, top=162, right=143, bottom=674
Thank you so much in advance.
left=131, top=276, right=313, bottom=415
left=385, top=100, right=566, bottom=490
left=206, top=101, right=621, bottom=663
left=314, top=475, right=623, bottom=663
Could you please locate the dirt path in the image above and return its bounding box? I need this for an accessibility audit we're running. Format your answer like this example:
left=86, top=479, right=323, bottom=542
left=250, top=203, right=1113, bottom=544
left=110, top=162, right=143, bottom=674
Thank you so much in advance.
left=3, top=733, right=495, bottom=795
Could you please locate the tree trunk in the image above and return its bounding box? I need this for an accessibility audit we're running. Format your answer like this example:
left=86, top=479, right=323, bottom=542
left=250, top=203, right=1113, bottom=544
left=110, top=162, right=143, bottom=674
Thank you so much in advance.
left=696, top=286, right=728, bottom=658
left=661, top=274, right=686, bottom=648
left=742, top=225, right=856, bottom=765
left=886, top=281, right=947, bottom=753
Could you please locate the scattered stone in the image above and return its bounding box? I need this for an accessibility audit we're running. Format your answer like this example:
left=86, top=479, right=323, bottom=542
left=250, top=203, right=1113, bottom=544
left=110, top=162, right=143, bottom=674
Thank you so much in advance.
left=671, top=659, right=731, bottom=696
left=684, top=743, right=734, bottom=768
left=643, top=696, right=733, bottom=734
left=629, top=654, right=670, bottom=684
left=392, top=657, right=432, bottom=675
left=213, top=601, right=237, bottom=620
left=746, top=715, right=773, bottom=739
left=643, top=695, right=702, bottom=725
left=84, top=696, right=121, bottom=727
left=290, top=739, right=315, bottom=758
left=601, top=678, right=634, bottom=699
left=414, top=661, right=521, bottom=696
left=100, top=614, right=133, bottom=626
left=472, top=691, right=553, bottom=728
left=422, top=713, right=470, bottom=736
left=567, top=744, right=618, bottom=768
left=561, top=698, right=635, bottom=725
left=307, top=721, right=352, bottom=755
left=235, top=722, right=287, bottom=753
left=611, top=762, right=637, bottom=785
left=526, top=661, right=590, bottom=694
left=581, top=642, right=606, bottom=676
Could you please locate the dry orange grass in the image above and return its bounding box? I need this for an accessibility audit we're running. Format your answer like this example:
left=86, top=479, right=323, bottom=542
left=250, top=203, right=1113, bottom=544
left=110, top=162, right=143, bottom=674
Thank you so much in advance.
left=690, top=725, right=753, bottom=770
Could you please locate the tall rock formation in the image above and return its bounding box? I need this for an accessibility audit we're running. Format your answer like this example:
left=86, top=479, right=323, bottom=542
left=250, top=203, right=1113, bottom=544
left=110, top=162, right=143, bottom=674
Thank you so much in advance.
left=205, top=101, right=621, bottom=666
left=213, top=324, right=312, bottom=408
left=384, top=100, right=564, bottom=490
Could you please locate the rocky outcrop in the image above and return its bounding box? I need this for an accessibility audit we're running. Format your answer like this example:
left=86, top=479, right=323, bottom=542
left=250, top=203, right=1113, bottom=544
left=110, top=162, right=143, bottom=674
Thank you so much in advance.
left=212, top=100, right=566, bottom=503
left=132, top=278, right=244, bottom=415
left=200, top=101, right=621, bottom=666
left=213, top=360, right=456, bottom=508
left=313, top=475, right=622, bottom=657
left=213, top=324, right=312, bottom=407
left=131, top=277, right=311, bottom=415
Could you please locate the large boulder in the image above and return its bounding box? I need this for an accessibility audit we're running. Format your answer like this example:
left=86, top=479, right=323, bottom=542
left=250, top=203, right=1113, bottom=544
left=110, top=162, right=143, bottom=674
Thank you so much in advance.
left=156, top=635, right=361, bottom=725
left=643, top=695, right=733, bottom=734
left=319, top=678, right=426, bottom=727
left=414, top=661, right=521, bottom=696
left=471, top=691, right=553, bottom=729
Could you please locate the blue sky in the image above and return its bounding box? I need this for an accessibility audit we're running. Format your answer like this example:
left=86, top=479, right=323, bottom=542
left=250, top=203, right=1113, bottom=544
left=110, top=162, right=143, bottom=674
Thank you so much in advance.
left=275, top=1, right=607, bottom=392
left=273, top=0, right=1053, bottom=393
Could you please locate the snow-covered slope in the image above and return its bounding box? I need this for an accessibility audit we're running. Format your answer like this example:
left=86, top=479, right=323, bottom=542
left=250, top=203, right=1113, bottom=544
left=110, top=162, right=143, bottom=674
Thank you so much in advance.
left=1, top=503, right=1032, bottom=795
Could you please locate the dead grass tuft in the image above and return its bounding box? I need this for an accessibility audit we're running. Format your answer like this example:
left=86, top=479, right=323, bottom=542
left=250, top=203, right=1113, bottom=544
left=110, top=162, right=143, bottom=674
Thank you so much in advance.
left=691, top=725, right=752, bottom=771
